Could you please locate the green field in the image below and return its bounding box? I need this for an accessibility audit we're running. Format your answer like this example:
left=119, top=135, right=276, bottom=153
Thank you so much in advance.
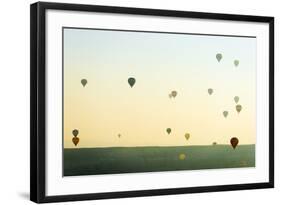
left=64, top=145, right=255, bottom=176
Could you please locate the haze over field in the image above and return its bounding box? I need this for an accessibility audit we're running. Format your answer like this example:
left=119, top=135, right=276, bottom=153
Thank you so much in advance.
left=63, top=28, right=256, bottom=148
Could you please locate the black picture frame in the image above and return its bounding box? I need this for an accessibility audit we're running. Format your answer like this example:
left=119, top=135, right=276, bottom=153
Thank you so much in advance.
left=30, top=2, right=274, bottom=203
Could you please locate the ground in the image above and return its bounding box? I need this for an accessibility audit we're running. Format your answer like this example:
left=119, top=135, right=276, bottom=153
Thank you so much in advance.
left=64, top=145, right=255, bottom=176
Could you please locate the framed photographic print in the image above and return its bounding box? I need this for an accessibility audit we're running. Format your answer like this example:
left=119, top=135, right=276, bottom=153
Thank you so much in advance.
left=30, top=2, right=274, bottom=203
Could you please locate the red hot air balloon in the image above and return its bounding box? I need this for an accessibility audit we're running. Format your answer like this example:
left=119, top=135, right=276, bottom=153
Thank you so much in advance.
left=230, top=137, right=239, bottom=149
left=72, top=137, right=79, bottom=146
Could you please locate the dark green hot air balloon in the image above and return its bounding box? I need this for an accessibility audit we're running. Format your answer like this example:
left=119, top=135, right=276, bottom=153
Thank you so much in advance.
left=166, top=128, right=171, bottom=134
left=184, top=133, right=190, bottom=141
left=128, top=77, right=136, bottom=87
left=171, top=91, right=177, bottom=98
left=81, top=79, right=87, bottom=87
left=216, top=53, right=222, bottom=62
left=208, top=88, right=213, bottom=95
left=234, top=60, right=239, bottom=67
left=234, top=96, right=239, bottom=104
left=223, top=111, right=228, bottom=118
left=236, top=104, right=242, bottom=113
left=72, top=129, right=79, bottom=137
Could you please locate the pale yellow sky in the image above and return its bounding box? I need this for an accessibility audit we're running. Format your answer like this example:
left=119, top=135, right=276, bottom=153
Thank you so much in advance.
left=63, top=28, right=256, bottom=148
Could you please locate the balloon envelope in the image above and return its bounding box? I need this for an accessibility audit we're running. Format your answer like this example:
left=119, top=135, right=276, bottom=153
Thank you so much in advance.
left=208, top=88, right=213, bottom=95
left=171, top=91, right=177, bottom=98
left=234, top=60, right=239, bottom=67
left=223, top=111, right=228, bottom=118
left=118, top=134, right=121, bottom=138
left=72, top=136, right=79, bottom=146
left=128, top=77, right=136, bottom=87
left=72, top=129, right=79, bottom=137
left=81, top=79, right=87, bottom=87
left=230, top=137, right=239, bottom=149
left=216, top=53, right=222, bottom=62
left=179, top=153, right=186, bottom=160
left=234, top=96, right=239, bottom=104
left=166, top=128, right=171, bottom=134
left=184, top=133, right=190, bottom=141
left=236, top=104, right=242, bottom=113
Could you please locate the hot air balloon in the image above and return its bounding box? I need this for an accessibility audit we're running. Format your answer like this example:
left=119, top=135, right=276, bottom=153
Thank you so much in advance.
left=234, top=96, right=239, bottom=104
left=166, top=128, right=171, bottom=134
left=72, top=137, right=79, bottom=146
left=128, top=77, right=136, bottom=87
left=72, top=129, right=79, bottom=137
left=81, top=79, right=87, bottom=87
left=234, top=60, right=239, bottom=67
left=216, top=53, right=222, bottom=62
left=118, top=134, right=121, bottom=138
left=184, top=133, right=190, bottom=141
left=223, top=111, right=228, bottom=118
left=236, top=104, right=242, bottom=113
left=213, top=142, right=217, bottom=146
left=171, top=91, right=177, bottom=98
left=208, top=88, right=213, bottom=95
left=178, top=153, right=186, bottom=160
left=230, top=137, right=239, bottom=149
left=72, top=129, right=79, bottom=146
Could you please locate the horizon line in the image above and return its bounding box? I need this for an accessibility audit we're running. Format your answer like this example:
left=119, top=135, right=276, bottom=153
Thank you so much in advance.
left=64, top=144, right=255, bottom=149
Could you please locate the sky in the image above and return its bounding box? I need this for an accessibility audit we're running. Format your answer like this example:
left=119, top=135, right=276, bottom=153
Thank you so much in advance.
left=63, top=28, right=256, bottom=148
